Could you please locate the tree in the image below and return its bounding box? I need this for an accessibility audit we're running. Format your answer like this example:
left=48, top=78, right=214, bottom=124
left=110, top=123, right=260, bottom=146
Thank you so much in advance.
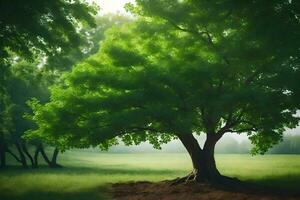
left=0, top=91, right=12, bottom=168
left=2, top=60, right=49, bottom=168
left=0, top=13, right=131, bottom=169
left=28, top=0, right=300, bottom=183
left=0, top=0, right=96, bottom=167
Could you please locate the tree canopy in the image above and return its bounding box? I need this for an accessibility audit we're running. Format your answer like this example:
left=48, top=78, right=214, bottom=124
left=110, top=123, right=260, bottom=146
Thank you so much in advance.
left=28, top=0, right=300, bottom=182
left=0, top=0, right=97, bottom=62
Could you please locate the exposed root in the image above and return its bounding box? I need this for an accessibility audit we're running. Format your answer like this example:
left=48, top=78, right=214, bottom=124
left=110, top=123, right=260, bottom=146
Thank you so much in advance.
left=169, top=170, right=198, bottom=185
left=169, top=171, right=244, bottom=188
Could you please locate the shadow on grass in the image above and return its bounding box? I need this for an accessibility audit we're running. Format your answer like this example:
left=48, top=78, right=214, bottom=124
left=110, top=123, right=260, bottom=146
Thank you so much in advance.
left=0, top=165, right=186, bottom=176
left=249, top=175, right=300, bottom=195
left=1, top=166, right=300, bottom=198
left=0, top=186, right=110, bottom=200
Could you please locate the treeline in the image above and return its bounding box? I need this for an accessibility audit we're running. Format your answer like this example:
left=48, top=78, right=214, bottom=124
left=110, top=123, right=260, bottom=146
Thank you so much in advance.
left=216, top=135, right=300, bottom=154
left=268, top=135, right=300, bottom=154
left=107, top=135, right=300, bottom=154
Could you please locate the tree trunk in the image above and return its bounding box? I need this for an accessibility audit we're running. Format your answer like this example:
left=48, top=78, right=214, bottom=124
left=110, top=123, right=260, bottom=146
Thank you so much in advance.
left=6, top=148, right=22, bottom=163
left=15, top=142, right=28, bottom=168
left=0, top=134, right=6, bottom=168
left=50, top=148, right=61, bottom=168
left=39, top=145, right=51, bottom=166
left=176, top=133, right=221, bottom=183
left=21, top=142, right=35, bottom=167
left=33, top=147, right=40, bottom=167
left=39, top=145, right=61, bottom=168
left=201, top=134, right=221, bottom=181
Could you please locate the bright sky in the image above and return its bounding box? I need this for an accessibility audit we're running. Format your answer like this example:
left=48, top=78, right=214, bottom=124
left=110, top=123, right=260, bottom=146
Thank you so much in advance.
left=88, top=0, right=135, bottom=15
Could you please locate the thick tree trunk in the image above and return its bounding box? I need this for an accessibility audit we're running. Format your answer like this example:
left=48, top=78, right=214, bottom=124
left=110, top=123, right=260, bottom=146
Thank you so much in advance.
left=15, top=142, right=28, bottom=168
left=176, top=133, right=221, bottom=183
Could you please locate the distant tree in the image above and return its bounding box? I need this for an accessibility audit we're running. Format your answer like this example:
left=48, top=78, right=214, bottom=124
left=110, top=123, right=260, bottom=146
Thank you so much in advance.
left=269, top=135, right=300, bottom=154
left=0, top=14, right=131, bottom=169
left=0, top=89, right=12, bottom=168
left=1, top=61, right=48, bottom=168
left=215, top=136, right=240, bottom=154
left=0, top=0, right=97, bottom=168
left=28, top=0, right=300, bottom=183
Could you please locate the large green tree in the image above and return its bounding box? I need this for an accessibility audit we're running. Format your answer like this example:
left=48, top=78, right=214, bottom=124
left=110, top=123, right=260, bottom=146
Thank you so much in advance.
left=28, top=0, right=300, bottom=183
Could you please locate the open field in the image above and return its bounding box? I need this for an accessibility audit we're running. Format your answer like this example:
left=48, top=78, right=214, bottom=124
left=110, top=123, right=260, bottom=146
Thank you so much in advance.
left=0, top=151, right=300, bottom=200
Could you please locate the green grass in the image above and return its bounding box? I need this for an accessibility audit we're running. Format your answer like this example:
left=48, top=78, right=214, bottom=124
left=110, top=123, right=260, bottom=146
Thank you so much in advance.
left=1, top=152, right=300, bottom=200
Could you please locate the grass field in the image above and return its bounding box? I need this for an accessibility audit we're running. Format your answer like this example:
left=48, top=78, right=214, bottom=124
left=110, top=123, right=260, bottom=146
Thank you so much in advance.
left=0, top=151, right=300, bottom=200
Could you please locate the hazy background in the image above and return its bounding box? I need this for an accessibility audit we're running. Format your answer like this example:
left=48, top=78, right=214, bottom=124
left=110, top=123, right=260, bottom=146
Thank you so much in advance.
left=104, top=127, right=300, bottom=154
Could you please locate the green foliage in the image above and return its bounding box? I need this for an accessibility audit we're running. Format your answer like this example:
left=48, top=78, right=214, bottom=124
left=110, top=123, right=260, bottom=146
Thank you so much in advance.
left=3, top=61, right=50, bottom=145
left=29, top=0, right=300, bottom=154
left=0, top=0, right=97, bottom=62
left=45, top=14, right=131, bottom=71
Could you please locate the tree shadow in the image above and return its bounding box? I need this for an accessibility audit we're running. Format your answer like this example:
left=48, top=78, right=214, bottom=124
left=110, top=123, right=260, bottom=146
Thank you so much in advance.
left=1, top=166, right=300, bottom=199
left=0, top=165, right=186, bottom=177
left=249, top=174, right=300, bottom=195
left=209, top=174, right=300, bottom=197
left=0, top=186, right=110, bottom=200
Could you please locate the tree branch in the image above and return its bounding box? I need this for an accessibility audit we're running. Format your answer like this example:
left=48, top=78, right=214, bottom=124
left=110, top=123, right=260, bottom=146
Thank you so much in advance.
left=228, top=127, right=258, bottom=133
left=5, top=148, right=22, bottom=163
left=165, top=18, right=209, bottom=38
left=128, top=126, right=164, bottom=133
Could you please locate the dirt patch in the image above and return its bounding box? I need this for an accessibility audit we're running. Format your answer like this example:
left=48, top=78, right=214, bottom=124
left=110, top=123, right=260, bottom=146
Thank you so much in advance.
left=112, top=181, right=300, bottom=200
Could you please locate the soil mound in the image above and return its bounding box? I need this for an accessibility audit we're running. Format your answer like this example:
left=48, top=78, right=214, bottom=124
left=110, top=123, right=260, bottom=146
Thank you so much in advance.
left=112, top=181, right=299, bottom=200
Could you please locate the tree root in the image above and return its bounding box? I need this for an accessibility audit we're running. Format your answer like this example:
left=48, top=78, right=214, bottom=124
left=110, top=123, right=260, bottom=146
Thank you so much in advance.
left=169, top=170, right=199, bottom=185
left=169, top=170, right=243, bottom=187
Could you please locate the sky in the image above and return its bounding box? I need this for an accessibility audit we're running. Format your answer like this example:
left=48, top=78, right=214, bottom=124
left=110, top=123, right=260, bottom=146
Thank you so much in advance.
left=88, top=0, right=135, bottom=15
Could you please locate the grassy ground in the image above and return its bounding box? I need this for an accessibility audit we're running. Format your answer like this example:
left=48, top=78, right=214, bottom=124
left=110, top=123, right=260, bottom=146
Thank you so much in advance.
left=0, top=151, right=300, bottom=200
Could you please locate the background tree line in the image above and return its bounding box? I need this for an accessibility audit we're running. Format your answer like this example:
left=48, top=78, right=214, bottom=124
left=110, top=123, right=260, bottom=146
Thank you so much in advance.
left=105, top=135, right=300, bottom=154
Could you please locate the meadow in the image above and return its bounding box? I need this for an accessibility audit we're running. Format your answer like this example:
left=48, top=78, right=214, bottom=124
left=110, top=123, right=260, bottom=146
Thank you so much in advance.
left=0, top=151, right=300, bottom=200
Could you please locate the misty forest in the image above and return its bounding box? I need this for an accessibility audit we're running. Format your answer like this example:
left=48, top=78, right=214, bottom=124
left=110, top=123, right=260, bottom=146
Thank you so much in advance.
left=1, top=0, right=300, bottom=200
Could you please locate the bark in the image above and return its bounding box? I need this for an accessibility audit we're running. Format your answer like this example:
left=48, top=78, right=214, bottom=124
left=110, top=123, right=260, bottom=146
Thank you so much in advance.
left=175, top=133, right=222, bottom=184
left=15, top=142, right=28, bottom=168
